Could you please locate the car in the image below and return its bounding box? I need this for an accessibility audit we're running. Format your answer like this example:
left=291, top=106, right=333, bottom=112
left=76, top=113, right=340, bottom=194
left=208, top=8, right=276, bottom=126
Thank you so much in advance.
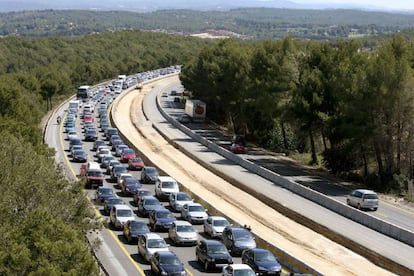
left=168, top=220, right=198, bottom=246
left=230, top=143, right=247, bottom=154
left=117, top=172, right=133, bottom=187
left=222, top=264, right=256, bottom=276
left=101, top=155, right=116, bottom=169
left=121, top=176, right=142, bottom=196
left=120, top=148, right=136, bottom=163
left=137, top=195, right=163, bottom=217
left=178, top=114, right=191, bottom=124
left=110, top=165, right=128, bottom=182
left=115, top=144, right=129, bottom=157
left=149, top=251, right=186, bottom=276
left=222, top=226, right=256, bottom=256
left=66, top=130, right=78, bottom=140
left=106, top=159, right=121, bottom=175
left=195, top=239, right=233, bottom=272
left=105, top=127, right=119, bottom=140
left=103, top=196, right=125, bottom=215
left=204, top=216, right=230, bottom=238
left=109, top=134, right=121, bottom=145
left=111, top=139, right=124, bottom=151
left=241, top=248, right=282, bottom=275
left=148, top=208, right=177, bottom=231
left=181, top=203, right=208, bottom=224
left=95, top=187, right=115, bottom=203
left=69, top=136, right=82, bottom=151
left=83, top=114, right=94, bottom=124
left=96, top=147, right=111, bottom=162
left=169, top=192, right=193, bottom=212
left=109, top=204, right=135, bottom=230
left=84, top=129, right=98, bottom=141
left=72, top=149, right=87, bottom=162
left=85, top=169, right=105, bottom=189
left=70, top=144, right=83, bottom=156
left=138, top=233, right=170, bottom=263
left=155, top=176, right=180, bottom=200
left=123, top=219, right=150, bottom=244
left=133, top=188, right=152, bottom=205
left=128, top=157, right=145, bottom=170
left=92, top=139, right=105, bottom=151
left=141, top=166, right=160, bottom=183
left=346, top=189, right=379, bottom=211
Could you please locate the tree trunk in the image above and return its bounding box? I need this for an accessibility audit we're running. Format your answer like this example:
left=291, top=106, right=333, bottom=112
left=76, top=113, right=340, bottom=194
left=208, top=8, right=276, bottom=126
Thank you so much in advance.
left=361, top=143, right=368, bottom=177
left=281, top=121, right=288, bottom=150
left=309, top=129, right=317, bottom=165
left=374, top=141, right=386, bottom=186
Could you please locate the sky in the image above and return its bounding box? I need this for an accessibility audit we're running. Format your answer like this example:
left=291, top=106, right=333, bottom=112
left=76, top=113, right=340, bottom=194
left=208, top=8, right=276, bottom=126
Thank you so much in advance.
left=292, top=0, right=413, bottom=11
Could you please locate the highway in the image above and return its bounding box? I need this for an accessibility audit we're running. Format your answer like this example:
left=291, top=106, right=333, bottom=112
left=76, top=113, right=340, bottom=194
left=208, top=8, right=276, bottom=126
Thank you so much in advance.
left=44, top=73, right=413, bottom=276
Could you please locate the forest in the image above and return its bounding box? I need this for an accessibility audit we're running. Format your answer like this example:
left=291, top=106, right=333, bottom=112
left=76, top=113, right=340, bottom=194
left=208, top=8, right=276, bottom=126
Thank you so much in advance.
left=0, top=8, right=414, bottom=41
left=0, top=30, right=211, bottom=274
left=180, top=35, right=414, bottom=194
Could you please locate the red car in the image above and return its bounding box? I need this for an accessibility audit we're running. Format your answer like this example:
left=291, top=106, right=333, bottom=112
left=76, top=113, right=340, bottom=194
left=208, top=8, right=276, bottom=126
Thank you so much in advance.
left=120, top=148, right=136, bottom=163
left=84, top=114, right=94, bottom=124
left=230, top=143, right=247, bottom=154
left=128, top=157, right=145, bottom=170
left=85, top=170, right=105, bottom=189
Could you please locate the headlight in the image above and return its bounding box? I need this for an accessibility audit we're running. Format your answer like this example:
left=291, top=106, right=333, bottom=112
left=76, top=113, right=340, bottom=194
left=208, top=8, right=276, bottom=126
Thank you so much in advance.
left=161, top=271, right=168, bottom=276
left=180, top=271, right=186, bottom=276
left=258, top=266, right=268, bottom=271
left=207, top=257, right=215, bottom=262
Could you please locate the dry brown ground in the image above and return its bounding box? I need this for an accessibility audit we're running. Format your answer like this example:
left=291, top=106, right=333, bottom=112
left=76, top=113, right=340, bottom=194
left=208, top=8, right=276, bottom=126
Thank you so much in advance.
left=112, top=78, right=394, bottom=276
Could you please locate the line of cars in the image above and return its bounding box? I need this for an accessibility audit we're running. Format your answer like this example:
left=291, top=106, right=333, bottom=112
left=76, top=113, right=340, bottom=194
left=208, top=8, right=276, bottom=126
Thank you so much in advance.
left=66, top=74, right=286, bottom=276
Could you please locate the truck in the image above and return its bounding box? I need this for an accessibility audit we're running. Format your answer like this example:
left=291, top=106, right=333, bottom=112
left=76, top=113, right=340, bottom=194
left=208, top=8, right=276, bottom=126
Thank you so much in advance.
left=185, top=99, right=206, bottom=123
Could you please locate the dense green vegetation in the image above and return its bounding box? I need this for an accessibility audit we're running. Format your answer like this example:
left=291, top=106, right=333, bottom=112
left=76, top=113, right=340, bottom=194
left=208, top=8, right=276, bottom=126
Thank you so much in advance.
left=181, top=35, right=414, bottom=193
left=0, top=30, right=211, bottom=273
left=1, top=8, right=414, bottom=40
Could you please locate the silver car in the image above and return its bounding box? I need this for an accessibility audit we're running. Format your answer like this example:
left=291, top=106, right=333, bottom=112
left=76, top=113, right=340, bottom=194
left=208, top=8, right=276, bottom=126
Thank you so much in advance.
left=168, top=220, right=198, bottom=246
left=347, top=189, right=379, bottom=211
left=204, top=216, right=230, bottom=238
left=169, top=192, right=193, bottom=212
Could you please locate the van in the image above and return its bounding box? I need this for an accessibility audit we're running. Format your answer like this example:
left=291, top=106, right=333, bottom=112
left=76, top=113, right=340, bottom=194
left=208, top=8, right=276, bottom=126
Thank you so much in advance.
left=155, top=176, right=179, bottom=200
left=87, top=161, right=101, bottom=172
left=346, top=189, right=379, bottom=211
left=110, top=204, right=135, bottom=229
left=85, top=161, right=104, bottom=189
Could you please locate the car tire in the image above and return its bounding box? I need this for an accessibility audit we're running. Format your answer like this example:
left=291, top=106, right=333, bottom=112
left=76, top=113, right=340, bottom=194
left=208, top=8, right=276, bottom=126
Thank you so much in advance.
left=373, top=207, right=378, bottom=211
left=357, top=203, right=361, bottom=210
left=204, top=260, right=209, bottom=271
left=346, top=199, right=350, bottom=206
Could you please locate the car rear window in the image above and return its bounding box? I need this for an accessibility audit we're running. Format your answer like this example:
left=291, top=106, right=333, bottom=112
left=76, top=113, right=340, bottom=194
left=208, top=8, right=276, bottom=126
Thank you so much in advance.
left=364, top=193, right=378, bottom=199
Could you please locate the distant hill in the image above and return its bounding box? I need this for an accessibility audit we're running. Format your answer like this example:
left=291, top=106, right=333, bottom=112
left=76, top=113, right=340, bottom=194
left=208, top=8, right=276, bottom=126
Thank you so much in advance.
left=0, top=0, right=409, bottom=13
left=0, top=8, right=413, bottom=40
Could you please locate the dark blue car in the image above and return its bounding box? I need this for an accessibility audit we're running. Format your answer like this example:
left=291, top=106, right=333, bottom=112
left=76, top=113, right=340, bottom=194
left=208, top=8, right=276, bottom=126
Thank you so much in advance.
left=148, top=208, right=176, bottom=231
left=241, top=248, right=282, bottom=275
left=122, top=177, right=142, bottom=196
left=123, top=219, right=150, bottom=244
left=95, top=187, right=115, bottom=203
left=150, top=251, right=186, bottom=276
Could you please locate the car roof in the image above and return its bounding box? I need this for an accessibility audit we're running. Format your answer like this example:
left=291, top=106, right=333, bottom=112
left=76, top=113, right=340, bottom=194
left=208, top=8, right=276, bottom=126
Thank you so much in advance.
left=112, top=204, right=132, bottom=210
left=246, top=247, right=270, bottom=254
left=353, top=189, right=377, bottom=194
left=186, top=202, right=202, bottom=207
left=157, top=176, right=176, bottom=181
left=226, top=264, right=252, bottom=270
left=173, top=220, right=192, bottom=226
left=204, top=239, right=225, bottom=245
left=156, top=251, right=177, bottom=257
left=209, top=216, right=227, bottom=220
left=143, top=233, right=163, bottom=239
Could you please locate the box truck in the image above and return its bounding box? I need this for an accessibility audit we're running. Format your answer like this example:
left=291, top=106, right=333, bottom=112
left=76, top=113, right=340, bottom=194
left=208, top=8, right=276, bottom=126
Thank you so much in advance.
left=185, top=100, right=206, bottom=123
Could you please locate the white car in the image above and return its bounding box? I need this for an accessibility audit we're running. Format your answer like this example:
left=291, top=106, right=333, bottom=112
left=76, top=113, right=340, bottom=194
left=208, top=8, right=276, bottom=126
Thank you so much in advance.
left=66, top=130, right=78, bottom=140
left=346, top=189, right=379, bottom=211
left=155, top=176, right=179, bottom=200
left=181, top=203, right=208, bottom=224
left=222, top=264, right=256, bottom=276
left=117, top=173, right=133, bottom=186
left=109, top=204, right=135, bottom=230
left=204, top=216, right=230, bottom=238
left=138, top=233, right=169, bottom=262
left=169, top=192, right=193, bottom=211
left=168, top=220, right=198, bottom=246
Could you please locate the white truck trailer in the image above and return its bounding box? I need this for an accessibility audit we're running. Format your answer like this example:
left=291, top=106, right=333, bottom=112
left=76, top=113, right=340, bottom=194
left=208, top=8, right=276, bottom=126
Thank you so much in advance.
left=185, top=99, right=206, bottom=123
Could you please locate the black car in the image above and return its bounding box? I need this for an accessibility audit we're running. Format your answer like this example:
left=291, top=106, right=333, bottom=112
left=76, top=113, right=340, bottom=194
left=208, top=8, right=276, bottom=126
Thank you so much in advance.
left=222, top=226, right=256, bottom=256
left=92, top=139, right=105, bottom=151
left=72, top=149, right=87, bottom=162
left=195, top=239, right=233, bottom=271
left=241, top=248, right=282, bottom=275
left=84, top=129, right=98, bottom=141
left=137, top=196, right=163, bottom=217
left=123, top=219, right=150, bottom=244
left=150, top=251, right=186, bottom=276
left=103, top=197, right=125, bottom=215
left=140, top=166, right=160, bottom=184
left=110, top=165, right=128, bottom=182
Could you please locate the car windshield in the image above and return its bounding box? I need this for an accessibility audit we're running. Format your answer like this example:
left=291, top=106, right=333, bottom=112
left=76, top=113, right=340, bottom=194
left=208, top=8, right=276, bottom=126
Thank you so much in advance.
left=162, top=182, right=176, bottom=188
left=156, top=211, right=174, bottom=219
left=123, top=149, right=134, bottom=154
left=177, top=225, right=193, bottom=232
left=146, top=167, right=157, bottom=174
left=176, top=193, right=191, bottom=201
left=126, top=178, right=140, bottom=185
left=145, top=199, right=159, bottom=206
left=131, top=158, right=143, bottom=163
left=148, top=239, right=167, bottom=248
left=74, top=150, right=85, bottom=155
left=255, top=251, right=276, bottom=262
left=233, top=229, right=253, bottom=241
left=108, top=198, right=123, bottom=205
left=131, top=222, right=148, bottom=231
left=213, top=219, right=229, bottom=227
left=234, top=269, right=256, bottom=276
left=100, top=189, right=113, bottom=195
left=160, top=255, right=180, bottom=265
left=115, top=167, right=127, bottom=173
left=207, top=244, right=228, bottom=254
left=189, top=205, right=204, bottom=212
left=117, top=209, right=133, bottom=217
left=88, top=171, right=103, bottom=177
